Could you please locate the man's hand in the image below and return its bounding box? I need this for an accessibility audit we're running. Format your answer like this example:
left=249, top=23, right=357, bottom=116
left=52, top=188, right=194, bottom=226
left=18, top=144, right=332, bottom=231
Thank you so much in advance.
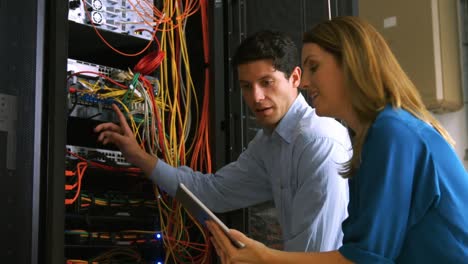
left=94, top=104, right=157, bottom=176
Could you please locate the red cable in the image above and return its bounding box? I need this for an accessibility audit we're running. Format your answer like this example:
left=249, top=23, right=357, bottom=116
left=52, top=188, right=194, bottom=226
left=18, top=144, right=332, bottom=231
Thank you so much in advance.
left=190, top=0, right=212, bottom=173
left=66, top=150, right=142, bottom=174
left=134, top=35, right=166, bottom=75
left=65, top=162, right=88, bottom=205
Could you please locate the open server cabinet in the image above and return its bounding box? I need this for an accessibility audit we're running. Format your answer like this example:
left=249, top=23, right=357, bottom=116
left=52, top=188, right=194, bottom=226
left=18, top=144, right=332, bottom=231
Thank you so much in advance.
left=0, top=0, right=355, bottom=263
left=64, top=0, right=223, bottom=263
left=2, top=0, right=224, bottom=263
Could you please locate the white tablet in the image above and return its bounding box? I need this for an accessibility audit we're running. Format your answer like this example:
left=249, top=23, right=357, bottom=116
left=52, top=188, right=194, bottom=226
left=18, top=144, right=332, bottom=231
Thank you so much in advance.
left=175, top=183, right=246, bottom=248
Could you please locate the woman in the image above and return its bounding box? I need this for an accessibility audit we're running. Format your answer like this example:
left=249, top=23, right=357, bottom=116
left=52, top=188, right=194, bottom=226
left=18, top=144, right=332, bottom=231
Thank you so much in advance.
left=207, top=16, right=468, bottom=263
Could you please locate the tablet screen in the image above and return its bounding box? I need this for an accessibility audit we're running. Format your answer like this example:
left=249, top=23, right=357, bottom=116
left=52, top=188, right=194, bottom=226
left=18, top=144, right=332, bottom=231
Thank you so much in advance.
left=175, top=183, right=246, bottom=248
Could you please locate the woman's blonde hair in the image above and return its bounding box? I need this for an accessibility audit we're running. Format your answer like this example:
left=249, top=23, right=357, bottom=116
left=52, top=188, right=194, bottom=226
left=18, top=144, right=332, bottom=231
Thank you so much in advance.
left=303, top=16, right=454, bottom=178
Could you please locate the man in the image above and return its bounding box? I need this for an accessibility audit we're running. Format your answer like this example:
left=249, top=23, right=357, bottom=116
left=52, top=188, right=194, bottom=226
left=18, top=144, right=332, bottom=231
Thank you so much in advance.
left=95, top=30, right=351, bottom=252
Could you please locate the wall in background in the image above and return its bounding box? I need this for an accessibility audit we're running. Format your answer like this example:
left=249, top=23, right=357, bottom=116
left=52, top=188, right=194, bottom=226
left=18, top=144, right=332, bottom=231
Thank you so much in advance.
left=434, top=0, right=468, bottom=169
left=434, top=105, right=468, bottom=169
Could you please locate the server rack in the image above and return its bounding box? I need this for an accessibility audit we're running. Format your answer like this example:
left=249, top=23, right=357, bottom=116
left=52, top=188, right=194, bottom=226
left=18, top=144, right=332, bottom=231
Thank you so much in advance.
left=63, top=1, right=219, bottom=263
left=1, top=0, right=226, bottom=263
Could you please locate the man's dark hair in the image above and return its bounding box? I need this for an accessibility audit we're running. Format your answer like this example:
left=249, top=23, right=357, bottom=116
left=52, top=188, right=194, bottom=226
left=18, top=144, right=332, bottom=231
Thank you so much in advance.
left=232, top=30, right=298, bottom=78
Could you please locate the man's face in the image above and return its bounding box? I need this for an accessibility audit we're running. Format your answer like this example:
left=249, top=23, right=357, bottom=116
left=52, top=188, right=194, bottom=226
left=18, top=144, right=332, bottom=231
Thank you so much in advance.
left=238, top=59, right=300, bottom=130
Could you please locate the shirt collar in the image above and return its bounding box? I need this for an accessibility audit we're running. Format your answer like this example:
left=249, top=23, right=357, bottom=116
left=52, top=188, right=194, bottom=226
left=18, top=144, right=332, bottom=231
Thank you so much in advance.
left=267, top=93, right=309, bottom=143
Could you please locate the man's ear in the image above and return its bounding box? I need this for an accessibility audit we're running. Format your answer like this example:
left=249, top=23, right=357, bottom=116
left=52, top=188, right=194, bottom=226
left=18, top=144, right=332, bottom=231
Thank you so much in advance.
left=290, top=66, right=302, bottom=88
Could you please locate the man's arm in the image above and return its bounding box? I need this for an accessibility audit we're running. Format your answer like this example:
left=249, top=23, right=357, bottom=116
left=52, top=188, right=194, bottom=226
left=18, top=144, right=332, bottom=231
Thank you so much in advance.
left=151, top=140, right=273, bottom=212
left=285, top=137, right=349, bottom=251
left=96, top=104, right=272, bottom=212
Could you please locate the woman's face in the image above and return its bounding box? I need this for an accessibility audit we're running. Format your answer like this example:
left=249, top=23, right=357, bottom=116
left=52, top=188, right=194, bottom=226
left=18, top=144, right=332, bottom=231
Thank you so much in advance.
left=300, top=43, right=350, bottom=120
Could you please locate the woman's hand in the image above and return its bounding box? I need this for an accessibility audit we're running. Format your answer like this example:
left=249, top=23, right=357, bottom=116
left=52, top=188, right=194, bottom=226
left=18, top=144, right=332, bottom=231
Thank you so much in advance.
left=206, top=221, right=273, bottom=264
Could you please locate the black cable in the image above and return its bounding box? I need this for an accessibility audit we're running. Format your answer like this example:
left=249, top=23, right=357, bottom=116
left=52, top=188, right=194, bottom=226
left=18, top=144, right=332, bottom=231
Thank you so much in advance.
left=68, top=92, right=78, bottom=117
